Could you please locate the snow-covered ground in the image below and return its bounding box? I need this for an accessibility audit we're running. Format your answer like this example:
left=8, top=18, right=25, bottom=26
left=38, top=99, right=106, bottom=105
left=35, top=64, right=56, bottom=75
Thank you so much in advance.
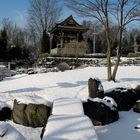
left=0, top=66, right=140, bottom=140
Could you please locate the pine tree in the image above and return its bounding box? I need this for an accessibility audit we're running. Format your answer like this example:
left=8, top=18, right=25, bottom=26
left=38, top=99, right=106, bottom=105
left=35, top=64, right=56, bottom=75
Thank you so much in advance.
left=0, top=28, right=8, bottom=60
left=40, top=29, right=50, bottom=53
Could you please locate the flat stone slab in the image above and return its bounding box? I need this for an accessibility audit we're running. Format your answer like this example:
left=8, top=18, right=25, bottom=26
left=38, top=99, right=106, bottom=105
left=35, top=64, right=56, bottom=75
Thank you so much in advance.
left=52, top=97, right=84, bottom=115
left=42, top=115, right=98, bottom=140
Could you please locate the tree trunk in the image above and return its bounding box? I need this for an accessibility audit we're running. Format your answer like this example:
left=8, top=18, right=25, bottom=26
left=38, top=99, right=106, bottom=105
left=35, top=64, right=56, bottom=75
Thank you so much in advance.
left=112, top=2, right=124, bottom=82
left=107, top=44, right=112, bottom=81
left=111, top=53, right=121, bottom=81
left=105, top=23, right=112, bottom=81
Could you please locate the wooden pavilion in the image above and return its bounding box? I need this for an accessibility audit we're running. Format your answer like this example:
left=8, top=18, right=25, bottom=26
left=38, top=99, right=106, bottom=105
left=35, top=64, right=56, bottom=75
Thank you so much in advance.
left=49, top=15, right=88, bottom=55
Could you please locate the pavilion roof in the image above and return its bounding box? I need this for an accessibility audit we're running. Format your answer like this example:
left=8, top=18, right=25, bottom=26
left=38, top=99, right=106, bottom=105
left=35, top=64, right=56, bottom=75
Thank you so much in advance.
left=50, top=15, right=88, bottom=33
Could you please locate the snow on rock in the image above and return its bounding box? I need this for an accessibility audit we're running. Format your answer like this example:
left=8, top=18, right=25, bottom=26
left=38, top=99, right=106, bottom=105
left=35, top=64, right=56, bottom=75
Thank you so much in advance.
left=16, top=95, right=52, bottom=107
left=89, top=96, right=117, bottom=110
left=135, top=124, right=140, bottom=129
left=0, top=122, right=26, bottom=140
left=105, top=87, right=138, bottom=111
left=42, top=115, right=98, bottom=140
left=52, top=97, right=84, bottom=115
left=105, top=87, right=130, bottom=93
left=103, top=96, right=118, bottom=109
left=0, top=101, right=9, bottom=110
left=136, top=100, right=140, bottom=102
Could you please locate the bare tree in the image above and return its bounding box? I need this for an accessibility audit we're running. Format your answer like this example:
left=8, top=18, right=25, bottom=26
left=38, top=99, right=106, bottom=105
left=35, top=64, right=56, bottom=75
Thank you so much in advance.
left=27, top=0, right=61, bottom=54
left=66, top=0, right=113, bottom=81
left=66, top=0, right=140, bottom=81
left=1, top=18, right=26, bottom=48
left=28, top=0, right=61, bottom=35
left=111, top=0, right=140, bottom=81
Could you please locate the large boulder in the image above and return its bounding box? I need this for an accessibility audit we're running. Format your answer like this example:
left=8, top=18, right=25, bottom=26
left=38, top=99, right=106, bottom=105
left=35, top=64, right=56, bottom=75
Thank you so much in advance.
left=105, top=88, right=139, bottom=111
left=0, top=101, right=11, bottom=121
left=0, top=107, right=12, bottom=121
left=88, top=77, right=104, bottom=99
left=12, top=99, right=51, bottom=127
left=133, top=100, right=140, bottom=113
left=135, top=85, right=140, bottom=99
left=83, top=97, right=119, bottom=125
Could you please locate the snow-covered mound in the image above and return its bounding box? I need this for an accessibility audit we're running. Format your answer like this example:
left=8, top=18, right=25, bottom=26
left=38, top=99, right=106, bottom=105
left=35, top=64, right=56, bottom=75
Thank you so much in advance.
left=0, top=66, right=140, bottom=140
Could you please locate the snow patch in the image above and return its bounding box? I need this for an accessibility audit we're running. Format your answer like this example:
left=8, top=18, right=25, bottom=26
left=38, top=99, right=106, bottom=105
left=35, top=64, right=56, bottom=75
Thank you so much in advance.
left=98, top=83, right=104, bottom=91
left=0, top=122, right=8, bottom=137
left=0, top=122, right=26, bottom=140
left=16, top=96, right=52, bottom=107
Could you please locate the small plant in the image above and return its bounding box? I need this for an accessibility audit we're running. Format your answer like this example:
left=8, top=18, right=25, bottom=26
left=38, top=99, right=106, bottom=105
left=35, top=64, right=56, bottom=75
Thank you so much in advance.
left=57, top=62, right=70, bottom=72
left=39, top=53, right=49, bottom=59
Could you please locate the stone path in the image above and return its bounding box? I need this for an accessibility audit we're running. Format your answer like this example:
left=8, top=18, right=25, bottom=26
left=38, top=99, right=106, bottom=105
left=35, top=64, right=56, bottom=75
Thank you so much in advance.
left=42, top=97, right=98, bottom=140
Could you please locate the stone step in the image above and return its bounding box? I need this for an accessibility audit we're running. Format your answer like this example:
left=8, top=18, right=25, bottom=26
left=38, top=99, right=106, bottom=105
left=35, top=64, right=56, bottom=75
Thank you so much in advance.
left=42, top=98, right=98, bottom=140
left=52, top=97, right=84, bottom=115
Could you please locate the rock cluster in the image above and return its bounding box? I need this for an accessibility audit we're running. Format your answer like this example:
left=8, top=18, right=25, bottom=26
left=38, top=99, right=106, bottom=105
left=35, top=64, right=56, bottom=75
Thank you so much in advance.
left=83, top=97, right=119, bottom=125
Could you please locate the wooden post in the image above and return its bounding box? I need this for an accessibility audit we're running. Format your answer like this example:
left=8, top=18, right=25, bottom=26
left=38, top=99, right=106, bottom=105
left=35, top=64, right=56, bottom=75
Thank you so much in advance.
left=60, top=32, right=64, bottom=48
left=49, top=34, right=53, bottom=53
left=134, top=35, right=138, bottom=53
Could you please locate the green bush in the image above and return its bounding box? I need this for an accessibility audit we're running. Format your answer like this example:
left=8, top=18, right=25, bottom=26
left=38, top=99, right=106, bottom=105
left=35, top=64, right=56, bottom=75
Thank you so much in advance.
left=127, top=53, right=140, bottom=58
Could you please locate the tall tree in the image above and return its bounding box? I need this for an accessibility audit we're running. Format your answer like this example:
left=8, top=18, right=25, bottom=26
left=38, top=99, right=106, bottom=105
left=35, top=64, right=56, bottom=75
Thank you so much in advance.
left=0, top=18, right=31, bottom=61
left=0, top=28, right=8, bottom=60
left=28, top=0, right=61, bottom=34
left=40, top=29, right=50, bottom=53
left=66, top=0, right=140, bottom=81
left=111, top=0, right=140, bottom=81
left=66, top=0, right=112, bottom=80
left=27, top=0, right=61, bottom=54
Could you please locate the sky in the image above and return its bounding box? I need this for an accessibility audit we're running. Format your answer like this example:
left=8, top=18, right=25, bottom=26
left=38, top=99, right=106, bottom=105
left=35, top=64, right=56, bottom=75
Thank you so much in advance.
left=0, top=0, right=139, bottom=29
left=0, top=0, right=79, bottom=28
left=0, top=0, right=29, bottom=27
